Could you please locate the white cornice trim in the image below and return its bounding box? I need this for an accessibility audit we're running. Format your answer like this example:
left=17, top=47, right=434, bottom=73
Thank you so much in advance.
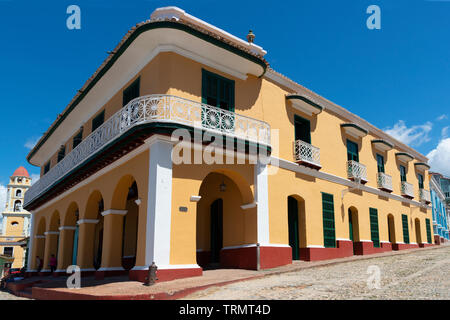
left=58, top=226, right=77, bottom=231
left=44, top=231, right=59, bottom=235
left=77, top=219, right=99, bottom=225
left=241, top=202, right=257, bottom=210
left=190, top=196, right=201, bottom=202
left=101, top=209, right=127, bottom=216
left=272, top=156, right=431, bottom=209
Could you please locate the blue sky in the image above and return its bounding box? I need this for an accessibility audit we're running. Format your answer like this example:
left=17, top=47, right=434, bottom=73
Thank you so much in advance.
left=0, top=0, right=449, bottom=191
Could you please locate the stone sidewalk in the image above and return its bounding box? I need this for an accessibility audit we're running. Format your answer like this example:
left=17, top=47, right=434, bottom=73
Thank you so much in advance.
left=6, top=244, right=448, bottom=300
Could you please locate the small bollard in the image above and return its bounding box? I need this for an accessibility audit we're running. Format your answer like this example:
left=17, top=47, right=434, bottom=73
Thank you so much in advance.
left=143, top=262, right=158, bottom=286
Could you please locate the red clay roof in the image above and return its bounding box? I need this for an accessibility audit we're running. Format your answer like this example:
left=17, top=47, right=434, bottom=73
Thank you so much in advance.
left=12, top=166, right=29, bottom=178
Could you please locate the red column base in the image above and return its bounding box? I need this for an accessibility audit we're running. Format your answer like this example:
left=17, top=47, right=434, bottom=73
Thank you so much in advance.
left=353, top=241, right=392, bottom=255
left=392, top=243, right=419, bottom=250
left=129, top=267, right=203, bottom=283
left=299, top=240, right=354, bottom=261
left=419, top=243, right=434, bottom=248
left=220, top=245, right=292, bottom=270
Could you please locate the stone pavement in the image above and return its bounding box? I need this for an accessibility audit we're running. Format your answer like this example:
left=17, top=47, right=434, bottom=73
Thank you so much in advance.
left=4, top=244, right=448, bottom=300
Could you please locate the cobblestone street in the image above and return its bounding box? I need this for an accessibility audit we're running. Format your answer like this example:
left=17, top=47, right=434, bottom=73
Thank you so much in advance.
left=183, top=246, right=450, bottom=300
left=0, top=289, right=29, bottom=300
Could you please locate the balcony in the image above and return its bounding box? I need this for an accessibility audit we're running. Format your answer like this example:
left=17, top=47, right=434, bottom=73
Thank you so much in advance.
left=347, top=160, right=368, bottom=184
left=293, top=140, right=321, bottom=170
left=419, top=188, right=431, bottom=204
left=400, top=181, right=414, bottom=199
left=377, top=172, right=393, bottom=193
left=24, top=94, right=271, bottom=208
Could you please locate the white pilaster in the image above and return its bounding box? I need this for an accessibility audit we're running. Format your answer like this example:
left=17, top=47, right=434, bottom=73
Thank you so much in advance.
left=255, top=161, right=270, bottom=245
left=145, top=136, right=174, bottom=267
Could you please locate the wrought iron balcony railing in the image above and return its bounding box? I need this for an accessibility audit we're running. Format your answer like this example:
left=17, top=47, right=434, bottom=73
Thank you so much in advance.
left=400, top=181, right=414, bottom=199
left=377, top=172, right=393, bottom=192
left=347, top=160, right=368, bottom=183
left=419, top=188, right=431, bottom=204
left=293, top=140, right=321, bottom=169
left=24, top=94, right=271, bottom=207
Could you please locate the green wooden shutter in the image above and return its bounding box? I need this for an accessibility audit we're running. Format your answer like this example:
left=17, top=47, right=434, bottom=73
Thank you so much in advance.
left=426, top=218, right=432, bottom=243
left=347, top=140, right=359, bottom=162
left=369, top=208, right=380, bottom=248
left=122, top=77, right=140, bottom=107
left=348, top=209, right=353, bottom=241
left=92, top=110, right=105, bottom=132
left=400, top=165, right=407, bottom=182
left=202, top=69, right=235, bottom=112
left=402, top=214, right=410, bottom=244
left=418, top=174, right=424, bottom=189
left=376, top=154, right=385, bottom=173
left=322, top=193, right=336, bottom=248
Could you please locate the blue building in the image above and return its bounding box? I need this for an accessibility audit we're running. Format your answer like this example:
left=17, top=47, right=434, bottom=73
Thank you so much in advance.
left=430, top=173, right=450, bottom=243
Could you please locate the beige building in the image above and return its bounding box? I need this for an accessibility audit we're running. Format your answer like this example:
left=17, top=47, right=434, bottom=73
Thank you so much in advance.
left=0, top=167, right=32, bottom=269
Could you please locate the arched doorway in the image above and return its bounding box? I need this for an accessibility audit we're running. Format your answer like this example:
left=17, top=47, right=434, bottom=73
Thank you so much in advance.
left=196, top=171, right=255, bottom=270
left=387, top=214, right=396, bottom=243
left=415, top=218, right=422, bottom=244
left=348, top=206, right=359, bottom=254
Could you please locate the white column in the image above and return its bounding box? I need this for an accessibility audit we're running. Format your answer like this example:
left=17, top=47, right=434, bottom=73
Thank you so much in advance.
left=26, top=213, right=35, bottom=272
left=1, top=216, right=7, bottom=236
left=255, top=161, right=270, bottom=245
left=145, top=136, right=173, bottom=267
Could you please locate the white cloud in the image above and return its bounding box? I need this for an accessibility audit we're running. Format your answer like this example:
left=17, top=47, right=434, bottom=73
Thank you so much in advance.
left=0, top=184, right=7, bottom=212
left=30, top=173, right=40, bottom=185
left=437, top=114, right=448, bottom=121
left=24, top=136, right=40, bottom=150
left=384, top=120, right=433, bottom=147
left=427, top=138, right=450, bottom=177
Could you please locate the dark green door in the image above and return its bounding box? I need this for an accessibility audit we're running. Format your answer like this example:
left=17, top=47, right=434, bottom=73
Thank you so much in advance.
left=348, top=209, right=353, bottom=241
left=294, top=115, right=311, bottom=144
left=210, top=199, right=223, bottom=264
left=400, top=165, right=407, bottom=182
left=202, top=69, right=235, bottom=112
left=288, top=197, right=300, bottom=260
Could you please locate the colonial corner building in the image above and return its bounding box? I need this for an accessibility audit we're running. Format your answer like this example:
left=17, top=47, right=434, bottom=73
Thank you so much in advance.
left=24, top=7, right=436, bottom=282
left=0, top=167, right=32, bottom=269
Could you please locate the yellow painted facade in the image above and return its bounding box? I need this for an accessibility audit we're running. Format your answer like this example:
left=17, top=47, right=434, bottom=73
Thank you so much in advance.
left=25, top=7, right=434, bottom=280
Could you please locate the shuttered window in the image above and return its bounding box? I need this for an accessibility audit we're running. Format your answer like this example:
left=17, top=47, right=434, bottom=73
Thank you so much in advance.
left=347, top=140, right=359, bottom=162
left=322, top=193, right=336, bottom=248
left=376, top=154, right=385, bottom=173
left=294, top=115, right=311, bottom=144
left=369, top=208, right=380, bottom=248
left=418, top=174, right=424, bottom=189
left=123, top=77, right=140, bottom=107
left=402, top=214, right=410, bottom=244
left=92, top=110, right=105, bottom=132
left=43, top=162, right=50, bottom=175
left=202, top=69, right=235, bottom=112
left=400, top=165, right=407, bottom=182
left=426, top=218, right=432, bottom=243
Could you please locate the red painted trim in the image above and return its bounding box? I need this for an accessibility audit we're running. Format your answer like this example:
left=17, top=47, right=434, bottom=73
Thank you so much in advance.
left=392, top=243, right=419, bottom=250
left=259, top=246, right=292, bottom=269
left=419, top=243, right=434, bottom=248
left=220, top=246, right=257, bottom=269
left=434, top=235, right=441, bottom=245
left=299, top=240, right=354, bottom=261
left=353, top=241, right=392, bottom=255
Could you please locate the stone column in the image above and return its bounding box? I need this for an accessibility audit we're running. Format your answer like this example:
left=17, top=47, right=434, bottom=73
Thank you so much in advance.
left=98, top=209, right=127, bottom=273
left=76, top=219, right=98, bottom=272
left=56, top=226, right=77, bottom=272
left=26, top=213, right=35, bottom=271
